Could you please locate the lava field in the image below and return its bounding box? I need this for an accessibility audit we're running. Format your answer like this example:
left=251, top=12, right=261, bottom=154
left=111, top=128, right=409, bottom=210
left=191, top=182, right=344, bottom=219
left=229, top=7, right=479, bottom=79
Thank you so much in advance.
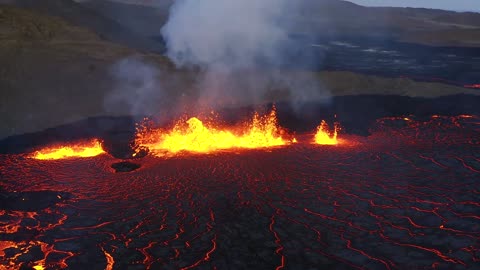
left=1, top=112, right=479, bottom=270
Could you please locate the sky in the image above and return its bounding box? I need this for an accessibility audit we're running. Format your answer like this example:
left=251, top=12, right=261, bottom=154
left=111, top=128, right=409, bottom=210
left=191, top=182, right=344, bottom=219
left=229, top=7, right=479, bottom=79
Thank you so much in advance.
left=83, top=0, right=480, bottom=13
left=349, top=0, right=480, bottom=12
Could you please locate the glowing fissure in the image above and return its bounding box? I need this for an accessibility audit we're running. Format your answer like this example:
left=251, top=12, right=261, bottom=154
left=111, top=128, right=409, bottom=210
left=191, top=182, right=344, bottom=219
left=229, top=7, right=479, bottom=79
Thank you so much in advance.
left=314, top=120, right=339, bottom=145
left=101, top=247, right=115, bottom=270
left=1, top=115, right=479, bottom=269
left=136, top=109, right=294, bottom=156
left=32, top=139, right=105, bottom=160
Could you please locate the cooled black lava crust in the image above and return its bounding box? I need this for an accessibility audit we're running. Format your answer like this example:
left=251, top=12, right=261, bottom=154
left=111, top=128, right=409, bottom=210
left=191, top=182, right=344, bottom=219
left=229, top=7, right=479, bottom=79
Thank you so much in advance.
left=0, top=96, right=479, bottom=269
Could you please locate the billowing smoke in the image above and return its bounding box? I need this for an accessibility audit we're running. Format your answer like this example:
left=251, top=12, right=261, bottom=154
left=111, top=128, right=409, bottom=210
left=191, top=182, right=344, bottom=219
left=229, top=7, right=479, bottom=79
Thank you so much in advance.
left=104, top=56, right=165, bottom=117
left=162, top=0, right=288, bottom=69
left=161, top=0, right=329, bottom=109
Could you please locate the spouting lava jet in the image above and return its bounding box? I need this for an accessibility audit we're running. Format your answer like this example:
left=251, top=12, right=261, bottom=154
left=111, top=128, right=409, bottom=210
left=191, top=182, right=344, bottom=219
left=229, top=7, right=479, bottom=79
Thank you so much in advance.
left=135, top=109, right=296, bottom=157
left=314, top=120, right=339, bottom=145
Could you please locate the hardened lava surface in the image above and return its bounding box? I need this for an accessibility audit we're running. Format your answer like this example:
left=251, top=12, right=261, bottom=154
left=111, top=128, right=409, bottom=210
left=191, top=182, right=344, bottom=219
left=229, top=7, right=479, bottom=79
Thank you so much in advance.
left=1, top=115, right=480, bottom=270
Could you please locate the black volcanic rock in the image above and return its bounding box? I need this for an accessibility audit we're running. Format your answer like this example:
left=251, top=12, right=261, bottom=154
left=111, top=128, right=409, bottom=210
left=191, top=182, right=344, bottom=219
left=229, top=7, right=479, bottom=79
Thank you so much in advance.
left=0, top=191, right=71, bottom=211
left=111, top=161, right=141, bottom=172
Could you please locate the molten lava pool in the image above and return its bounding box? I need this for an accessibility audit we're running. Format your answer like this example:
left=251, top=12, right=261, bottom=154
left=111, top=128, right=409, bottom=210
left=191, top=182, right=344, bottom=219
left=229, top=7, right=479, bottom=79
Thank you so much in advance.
left=1, top=115, right=479, bottom=269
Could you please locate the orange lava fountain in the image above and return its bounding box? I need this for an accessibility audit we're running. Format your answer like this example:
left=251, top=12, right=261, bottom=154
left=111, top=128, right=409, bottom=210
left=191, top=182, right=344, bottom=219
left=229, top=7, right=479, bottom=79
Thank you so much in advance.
left=135, top=109, right=294, bottom=156
left=32, top=139, right=105, bottom=160
left=314, top=120, right=339, bottom=145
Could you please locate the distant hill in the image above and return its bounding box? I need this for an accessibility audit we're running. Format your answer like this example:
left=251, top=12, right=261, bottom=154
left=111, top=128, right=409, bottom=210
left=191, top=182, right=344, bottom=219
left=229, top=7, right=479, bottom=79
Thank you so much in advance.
left=80, top=0, right=170, bottom=37
left=0, top=4, right=175, bottom=138
left=283, top=0, right=480, bottom=47
left=0, top=0, right=165, bottom=52
left=3, top=0, right=480, bottom=47
left=77, top=0, right=480, bottom=47
left=1, top=3, right=479, bottom=139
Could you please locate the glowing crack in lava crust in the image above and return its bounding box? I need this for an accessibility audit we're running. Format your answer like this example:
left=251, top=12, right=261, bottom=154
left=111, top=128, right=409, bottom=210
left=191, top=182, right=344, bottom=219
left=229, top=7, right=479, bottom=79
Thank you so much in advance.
left=135, top=109, right=294, bottom=156
left=1, top=115, right=480, bottom=269
left=32, top=139, right=105, bottom=160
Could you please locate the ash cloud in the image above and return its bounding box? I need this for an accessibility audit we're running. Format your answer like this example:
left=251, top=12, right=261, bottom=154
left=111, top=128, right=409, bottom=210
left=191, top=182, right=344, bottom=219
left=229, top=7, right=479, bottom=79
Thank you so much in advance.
left=161, top=0, right=330, bottom=109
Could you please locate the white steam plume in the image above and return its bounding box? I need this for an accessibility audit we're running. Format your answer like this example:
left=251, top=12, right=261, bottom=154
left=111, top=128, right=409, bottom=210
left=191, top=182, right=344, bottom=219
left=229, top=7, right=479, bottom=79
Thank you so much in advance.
left=161, top=0, right=329, bottom=109
left=104, top=56, right=165, bottom=117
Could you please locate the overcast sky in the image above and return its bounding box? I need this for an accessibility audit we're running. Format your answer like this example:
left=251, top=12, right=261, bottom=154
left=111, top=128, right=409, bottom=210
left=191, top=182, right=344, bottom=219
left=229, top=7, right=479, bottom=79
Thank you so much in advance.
left=349, top=0, right=480, bottom=12
left=93, top=0, right=480, bottom=12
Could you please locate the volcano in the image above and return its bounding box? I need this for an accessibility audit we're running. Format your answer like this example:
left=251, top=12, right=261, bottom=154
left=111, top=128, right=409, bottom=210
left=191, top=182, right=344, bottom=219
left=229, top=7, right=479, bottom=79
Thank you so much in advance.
left=1, top=99, right=479, bottom=270
left=1, top=2, right=480, bottom=269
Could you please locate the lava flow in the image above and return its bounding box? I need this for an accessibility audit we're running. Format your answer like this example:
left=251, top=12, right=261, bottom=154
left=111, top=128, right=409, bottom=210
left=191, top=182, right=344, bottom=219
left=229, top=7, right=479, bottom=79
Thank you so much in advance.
left=1, top=114, right=479, bottom=269
left=135, top=109, right=295, bottom=156
left=314, top=120, right=339, bottom=145
left=31, top=139, right=105, bottom=160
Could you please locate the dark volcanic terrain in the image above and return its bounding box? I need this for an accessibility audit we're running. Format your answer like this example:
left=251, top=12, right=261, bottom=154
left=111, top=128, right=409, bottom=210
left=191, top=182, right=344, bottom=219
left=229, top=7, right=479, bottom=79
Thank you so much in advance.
left=1, top=112, right=479, bottom=269
left=1, top=1, right=480, bottom=269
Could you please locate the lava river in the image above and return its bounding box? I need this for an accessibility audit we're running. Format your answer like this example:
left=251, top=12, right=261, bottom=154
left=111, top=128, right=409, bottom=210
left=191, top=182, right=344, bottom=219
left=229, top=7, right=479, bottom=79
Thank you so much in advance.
left=1, top=115, right=479, bottom=269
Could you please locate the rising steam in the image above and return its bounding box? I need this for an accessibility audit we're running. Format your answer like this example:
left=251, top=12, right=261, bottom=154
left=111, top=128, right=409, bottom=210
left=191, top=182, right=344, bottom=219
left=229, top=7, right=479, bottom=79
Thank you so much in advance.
left=104, top=56, right=165, bottom=117
left=161, top=0, right=329, bottom=109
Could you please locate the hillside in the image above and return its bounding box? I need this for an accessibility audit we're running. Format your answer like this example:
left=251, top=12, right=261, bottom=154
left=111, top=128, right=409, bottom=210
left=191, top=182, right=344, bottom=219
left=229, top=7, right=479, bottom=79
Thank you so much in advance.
left=78, top=0, right=480, bottom=48
left=292, top=0, right=480, bottom=47
left=1, top=5, right=479, bottom=139
left=0, top=0, right=165, bottom=52
left=81, top=0, right=171, bottom=37
left=0, top=5, right=175, bottom=139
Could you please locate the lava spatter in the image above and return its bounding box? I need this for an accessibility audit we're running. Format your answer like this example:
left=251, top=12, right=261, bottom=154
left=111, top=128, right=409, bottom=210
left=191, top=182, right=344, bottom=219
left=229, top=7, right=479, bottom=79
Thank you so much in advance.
left=31, top=139, right=105, bottom=160
left=314, top=120, right=339, bottom=145
left=135, top=109, right=295, bottom=157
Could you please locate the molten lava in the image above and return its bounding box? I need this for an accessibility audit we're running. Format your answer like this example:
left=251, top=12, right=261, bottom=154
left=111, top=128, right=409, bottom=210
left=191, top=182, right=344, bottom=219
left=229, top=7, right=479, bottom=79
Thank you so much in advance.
left=32, top=139, right=105, bottom=160
left=2, top=114, right=479, bottom=269
left=136, top=109, right=294, bottom=156
left=314, top=120, right=339, bottom=145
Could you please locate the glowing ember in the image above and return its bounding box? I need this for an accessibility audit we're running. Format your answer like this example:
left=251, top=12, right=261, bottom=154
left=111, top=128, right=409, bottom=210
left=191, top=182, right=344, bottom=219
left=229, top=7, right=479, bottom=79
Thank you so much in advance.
left=314, top=120, right=339, bottom=145
left=136, top=109, right=293, bottom=156
left=32, top=139, right=105, bottom=160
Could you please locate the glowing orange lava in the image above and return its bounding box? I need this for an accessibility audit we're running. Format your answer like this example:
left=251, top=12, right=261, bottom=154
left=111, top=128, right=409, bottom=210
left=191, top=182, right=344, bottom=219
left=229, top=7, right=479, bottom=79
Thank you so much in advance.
left=314, top=120, right=339, bottom=145
left=136, top=109, right=294, bottom=156
left=32, top=139, right=105, bottom=160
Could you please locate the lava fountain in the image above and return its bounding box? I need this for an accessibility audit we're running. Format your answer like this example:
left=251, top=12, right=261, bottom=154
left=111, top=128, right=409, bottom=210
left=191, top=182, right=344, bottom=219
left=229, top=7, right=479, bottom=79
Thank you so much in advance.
left=314, top=120, right=339, bottom=145
left=1, top=114, right=479, bottom=269
left=135, top=109, right=295, bottom=157
left=31, top=139, right=105, bottom=160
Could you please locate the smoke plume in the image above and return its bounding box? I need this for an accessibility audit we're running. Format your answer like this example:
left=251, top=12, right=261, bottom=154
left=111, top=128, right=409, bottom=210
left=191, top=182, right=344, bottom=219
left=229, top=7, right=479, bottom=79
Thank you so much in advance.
left=161, top=0, right=329, bottom=109
left=104, top=56, right=165, bottom=117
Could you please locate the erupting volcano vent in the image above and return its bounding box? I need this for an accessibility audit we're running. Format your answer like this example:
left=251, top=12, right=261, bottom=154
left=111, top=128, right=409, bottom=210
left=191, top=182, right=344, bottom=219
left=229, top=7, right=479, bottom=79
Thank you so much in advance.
left=314, top=120, right=339, bottom=145
left=135, top=109, right=296, bottom=157
left=1, top=113, right=479, bottom=269
left=31, top=139, right=105, bottom=160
